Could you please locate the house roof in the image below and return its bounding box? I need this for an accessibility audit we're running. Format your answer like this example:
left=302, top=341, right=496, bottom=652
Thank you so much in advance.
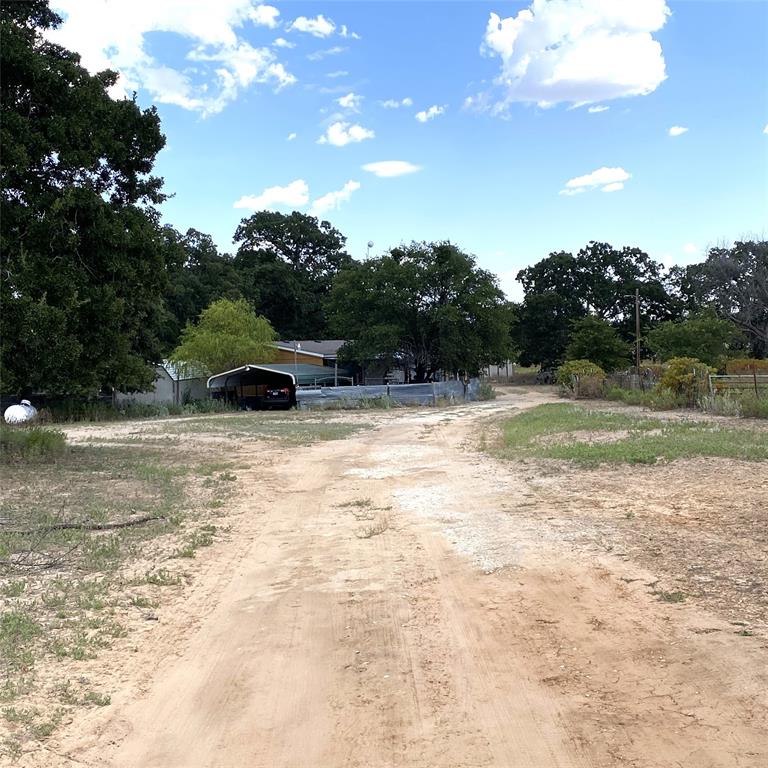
left=275, top=340, right=346, bottom=358
left=207, top=363, right=352, bottom=389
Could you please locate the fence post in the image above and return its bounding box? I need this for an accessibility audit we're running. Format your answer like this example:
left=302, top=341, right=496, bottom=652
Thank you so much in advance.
left=754, top=364, right=760, bottom=397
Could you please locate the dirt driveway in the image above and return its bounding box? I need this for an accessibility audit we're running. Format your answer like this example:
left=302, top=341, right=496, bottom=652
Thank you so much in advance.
left=43, top=391, right=767, bottom=767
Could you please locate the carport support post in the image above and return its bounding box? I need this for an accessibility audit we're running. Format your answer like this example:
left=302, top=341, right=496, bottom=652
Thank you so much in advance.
left=334, top=359, right=338, bottom=387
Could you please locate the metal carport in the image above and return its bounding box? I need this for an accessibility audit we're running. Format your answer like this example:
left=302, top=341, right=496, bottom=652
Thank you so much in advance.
left=207, top=364, right=351, bottom=409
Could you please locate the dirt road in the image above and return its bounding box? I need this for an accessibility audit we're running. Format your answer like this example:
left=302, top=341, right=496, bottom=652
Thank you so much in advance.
left=55, top=392, right=767, bottom=767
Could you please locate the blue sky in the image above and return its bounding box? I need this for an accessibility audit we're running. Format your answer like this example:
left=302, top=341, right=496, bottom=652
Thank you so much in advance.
left=49, top=1, right=767, bottom=299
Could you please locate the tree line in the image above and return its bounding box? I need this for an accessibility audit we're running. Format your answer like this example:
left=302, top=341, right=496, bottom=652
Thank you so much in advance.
left=2, top=2, right=765, bottom=398
left=513, top=240, right=767, bottom=372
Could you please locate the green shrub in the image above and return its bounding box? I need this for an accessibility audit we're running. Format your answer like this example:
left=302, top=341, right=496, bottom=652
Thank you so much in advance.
left=565, top=317, right=631, bottom=372
left=737, top=393, right=768, bottom=419
left=477, top=381, right=497, bottom=401
left=658, top=357, right=715, bottom=405
left=698, top=392, right=768, bottom=419
left=557, top=360, right=606, bottom=392
left=0, top=426, right=67, bottom=463
left=604, top=385, right=641, bottom=405
left=698, top=393, right=743, bottom=417
left=605, top=385, right=687, bottom=411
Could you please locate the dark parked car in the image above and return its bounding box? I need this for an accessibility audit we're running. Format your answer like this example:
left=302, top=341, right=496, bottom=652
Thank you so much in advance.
left=264, top=386, right=292, bottom=409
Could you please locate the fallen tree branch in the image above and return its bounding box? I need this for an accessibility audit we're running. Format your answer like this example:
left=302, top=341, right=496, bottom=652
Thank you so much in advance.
left=10, top=515, right=165, bottom=535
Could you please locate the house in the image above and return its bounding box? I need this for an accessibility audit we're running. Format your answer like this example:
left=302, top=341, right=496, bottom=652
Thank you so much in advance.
left=114, top=361, right=208, bottom=406
left=271, top=340, right=345, bottom=368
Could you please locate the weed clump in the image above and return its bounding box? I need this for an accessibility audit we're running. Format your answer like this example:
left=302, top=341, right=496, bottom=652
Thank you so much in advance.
left=0, top=426, right=67, bottom=463
left=477, top=381, right=497, bottom=401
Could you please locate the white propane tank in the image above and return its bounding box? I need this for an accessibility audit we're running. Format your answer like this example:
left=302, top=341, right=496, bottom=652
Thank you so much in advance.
left=4, top=400, right=38, bottom=425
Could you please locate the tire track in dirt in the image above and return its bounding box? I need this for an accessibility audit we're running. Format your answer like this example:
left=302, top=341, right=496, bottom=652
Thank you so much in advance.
left=47, top=391, right=767, bottom=767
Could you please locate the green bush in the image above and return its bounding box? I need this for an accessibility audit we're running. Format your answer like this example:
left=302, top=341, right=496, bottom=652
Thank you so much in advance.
left=737, top=393, right=768, bottom=419
left=646, top=309, right=744, bottom=368
left=0, top=426, right=67, bottom=462
left=605, top=385, right=688, bottom=411
left=565, top=317, right=631, bottom=372
left=477, top=380, right=497, bottom=401
left=697, top=393, right=743, bottom=417
left=557, top=360, right=606, bottom=392
left=644, top=389, right=690, bottom=410
left=658, top=357, right=715, bottom=405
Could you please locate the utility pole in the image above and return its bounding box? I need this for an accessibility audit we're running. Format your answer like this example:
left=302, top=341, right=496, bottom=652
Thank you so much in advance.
left=635, top=288, right=641, bottom=373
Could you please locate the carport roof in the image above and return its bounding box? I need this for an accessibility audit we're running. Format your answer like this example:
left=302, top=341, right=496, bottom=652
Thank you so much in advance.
left=207, top=363, right=350, bottom=389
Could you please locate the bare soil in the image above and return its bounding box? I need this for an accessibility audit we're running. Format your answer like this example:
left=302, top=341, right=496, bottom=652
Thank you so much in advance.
left=13, top=389, right=768, bottom=767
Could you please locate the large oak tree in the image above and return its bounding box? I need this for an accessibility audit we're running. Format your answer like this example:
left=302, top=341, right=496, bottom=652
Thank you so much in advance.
left=1, top=0, right=168, bottom=395
left=327, top=242, right=513, bottom=382
left=233, top=211, right=352, bottom=339
left=514, top=241, right=674, bottom=367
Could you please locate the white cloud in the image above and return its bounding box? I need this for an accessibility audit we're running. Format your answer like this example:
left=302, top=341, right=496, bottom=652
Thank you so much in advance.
left=668, top=126, right=689, bottom=137
left=339, top=25, right=361, bottom=40
left=660, top=242, right=704, bottom=268
left=480, top=0, right=670, bottom=111
left=560, top=166, right=630, bottom=195
left=588, top=105, right=609, bottom=113
left=498, top=269, right=525, bottom=302
left=311, top=180, right=361, bottom=215
left=287, top=132, right=297, bottom=141
left=764, top=124, right=768, bottom=134
left=317, top=121, right=375, bottom=146
left=337, top=92, right=362, bottom=111
left=415, top=104, right=445, bottom=123
left=380, top=97, right=413, bottom=109
left=362, top=161, right=422, bottom=178
left=326, top=70, right=348, bottom=78
left=233, top=179, right=309, bottom=211
left=288, top=14, right=335, bottom=38
left=189, top=42, right=296, bottom=100
left=307, top=46, right=346, bottom=61
left=250, top=5, right=279, bottom=29
left=48, top=0, right=295, bottom=116
left=273, top=37, right=294, bottom=49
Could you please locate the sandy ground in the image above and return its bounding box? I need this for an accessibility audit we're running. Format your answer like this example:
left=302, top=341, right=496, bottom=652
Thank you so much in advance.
left=21, top=389, right=768, bottom=767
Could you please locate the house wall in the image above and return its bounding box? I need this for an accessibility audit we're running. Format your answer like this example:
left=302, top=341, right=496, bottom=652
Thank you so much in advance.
left=273, top=348, right=326, bottom=366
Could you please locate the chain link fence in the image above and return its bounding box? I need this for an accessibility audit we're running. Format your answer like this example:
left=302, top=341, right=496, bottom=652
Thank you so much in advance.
left=296, top=379, right=480, bottom=408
